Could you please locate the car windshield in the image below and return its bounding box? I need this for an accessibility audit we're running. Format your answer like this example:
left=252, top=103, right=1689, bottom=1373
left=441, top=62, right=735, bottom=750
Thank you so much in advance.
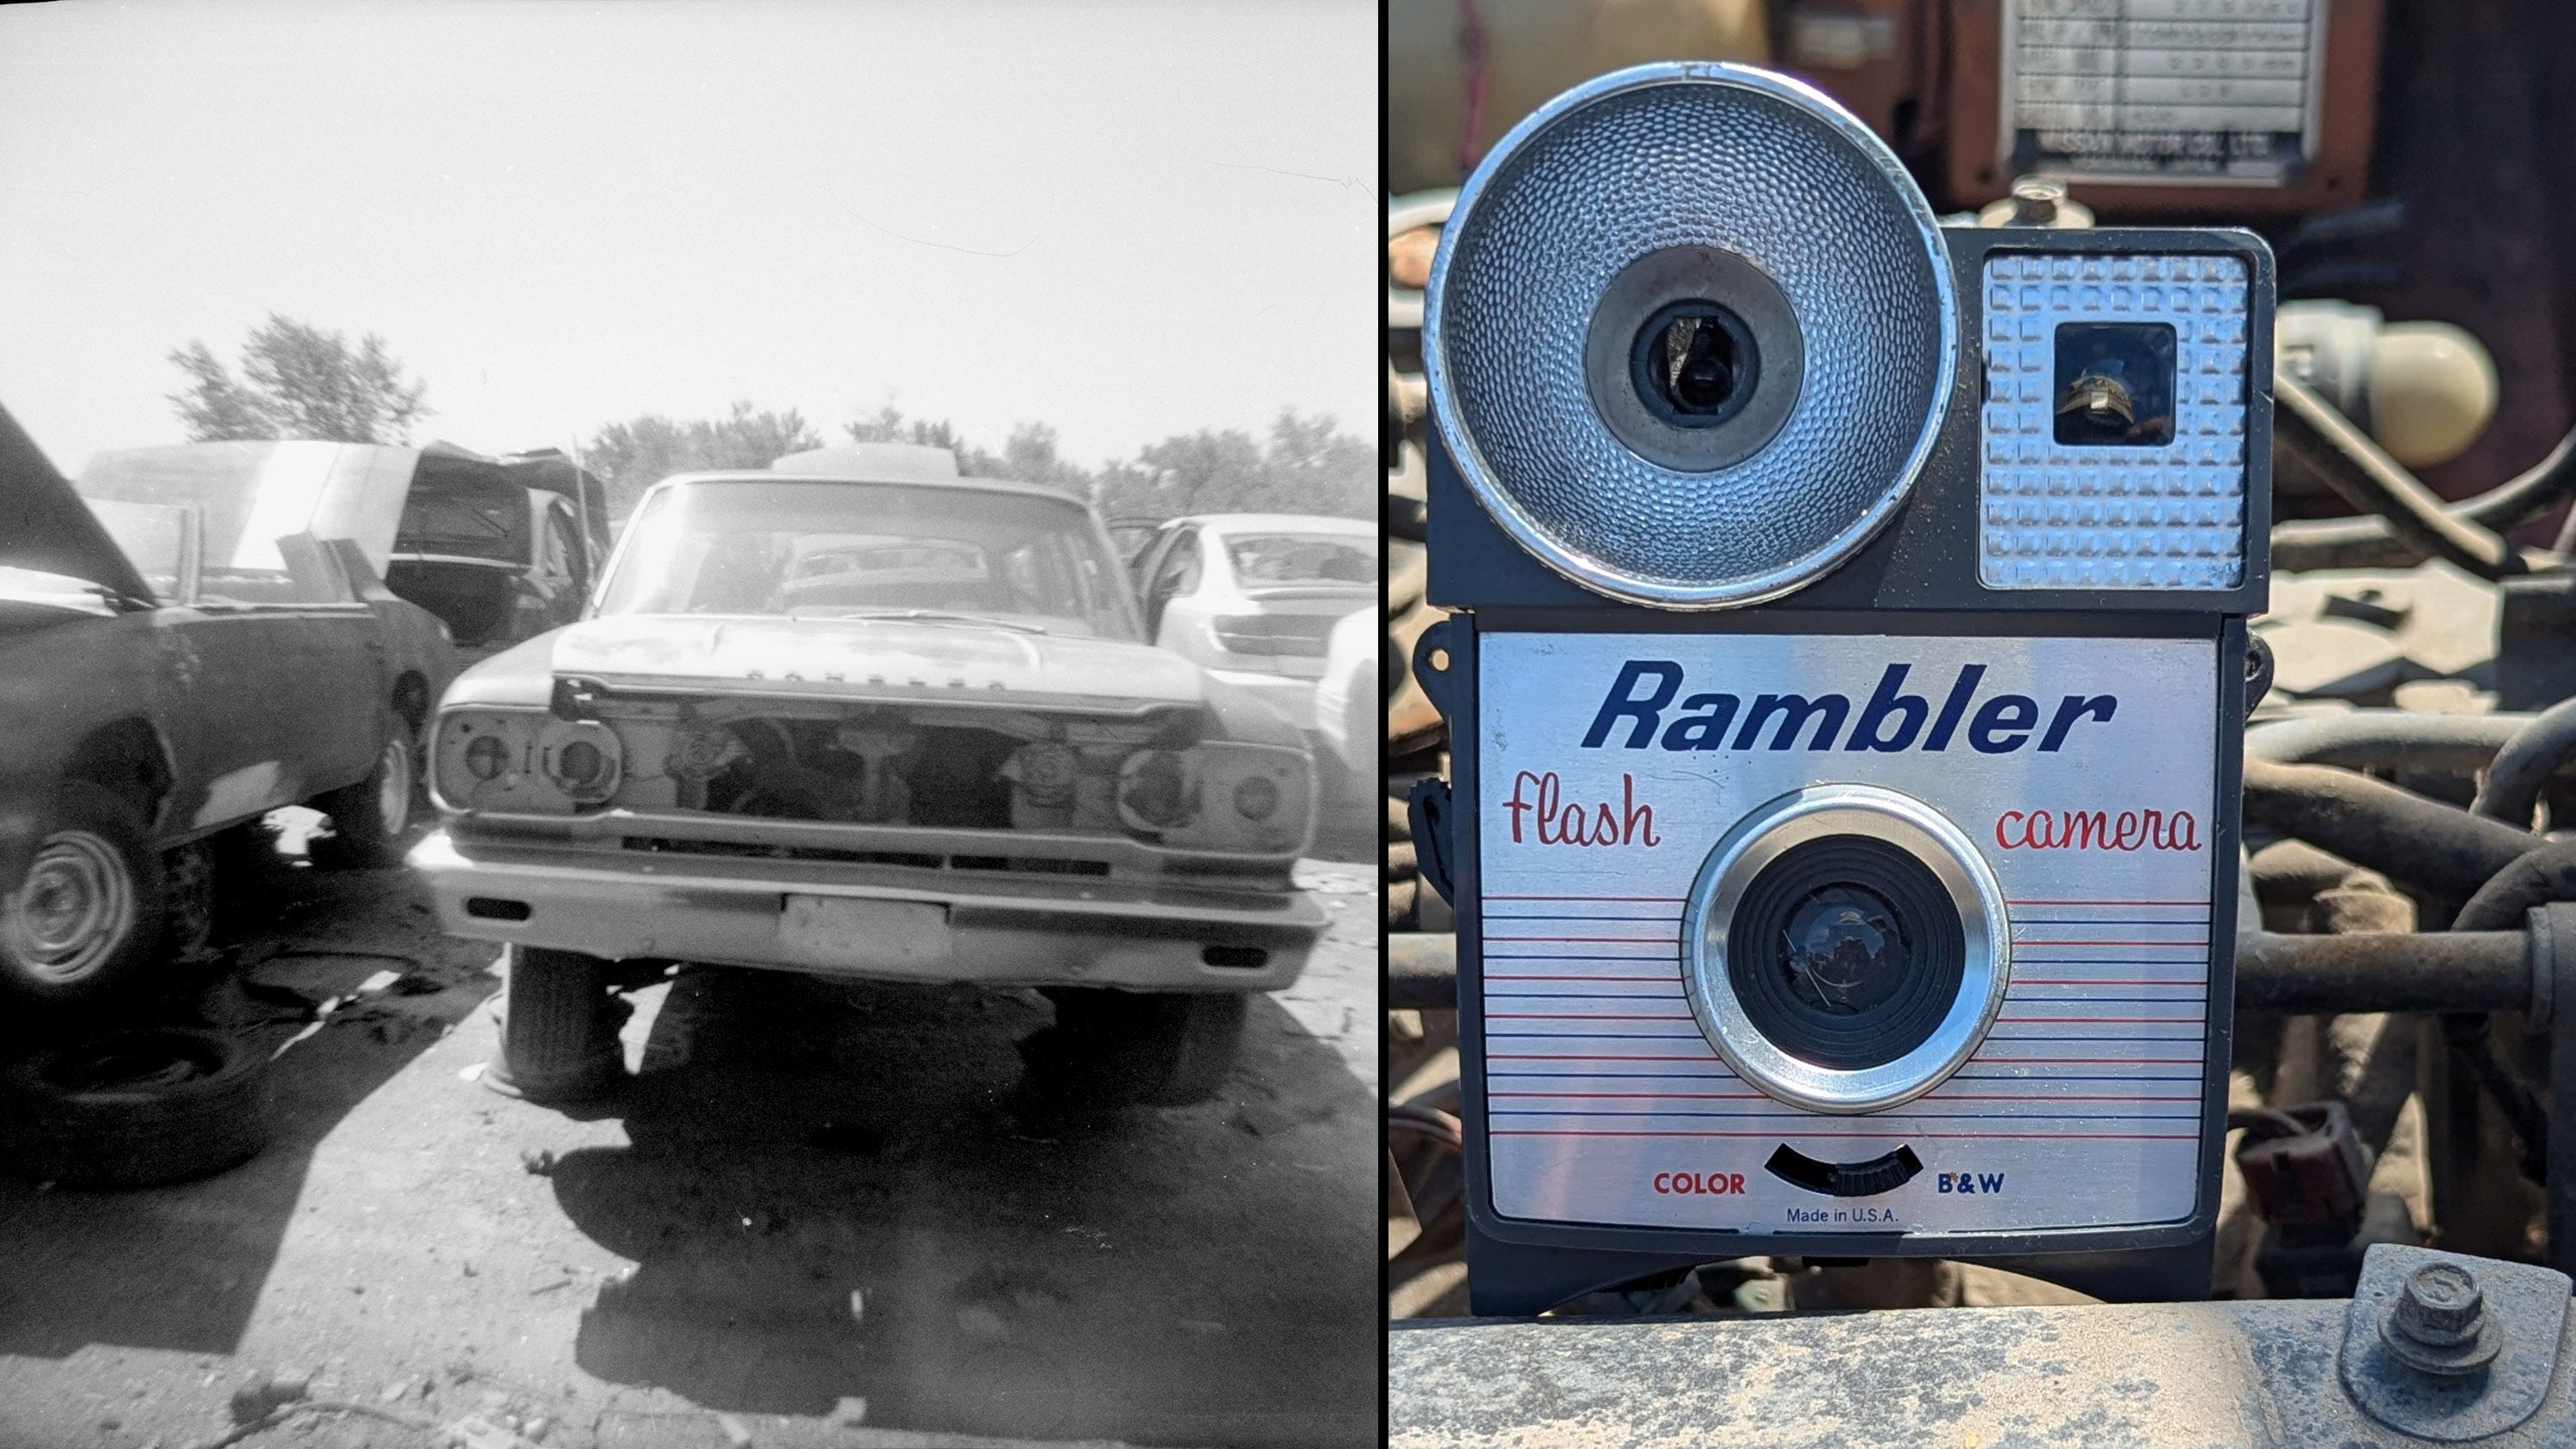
left=82, top=498, right=187, bottom=598
left=592, top=479, right=1141, bottom=640
left=1224, top=531, right=1376, bottom=585
left=395, top=488, right=527, bottom=564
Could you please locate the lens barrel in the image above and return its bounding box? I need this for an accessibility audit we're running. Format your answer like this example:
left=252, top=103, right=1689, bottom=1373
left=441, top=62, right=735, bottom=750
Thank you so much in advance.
left=1682, top=785, right=2009, bottom=1113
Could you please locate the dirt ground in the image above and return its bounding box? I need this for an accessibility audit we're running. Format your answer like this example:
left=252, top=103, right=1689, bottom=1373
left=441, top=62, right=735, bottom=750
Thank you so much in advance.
left=0, top=822, right=1380, bottom=1449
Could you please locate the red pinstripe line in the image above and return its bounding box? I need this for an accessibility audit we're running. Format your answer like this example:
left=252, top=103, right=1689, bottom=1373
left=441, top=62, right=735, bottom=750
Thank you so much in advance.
left=1486, top=894, right=1685, bottom=901
left=1976, top=1056, right=2201, bottom=1064
left=1487, top=936, right=1678, bottom=944
left=1491, top=1091, right=2197, bottom=1102
left=1995, top=1016, right=2205, bottom=1024
left=1486, top=973, right=1678, bottom=982
left=1492, top=1130, right=2196, bottom=1141
left=2014, top=939, right=2208, bottom=948
left=2011, top=978, right=2204, bottom=985
left=2008, top=899, right=2207, bottom=906
left=1488, top=1052, right=2202, bottom=1064
left=1488, top=1053, right=1720, bottom=1062
left=1488, top=1013, right=1692, bottom=1021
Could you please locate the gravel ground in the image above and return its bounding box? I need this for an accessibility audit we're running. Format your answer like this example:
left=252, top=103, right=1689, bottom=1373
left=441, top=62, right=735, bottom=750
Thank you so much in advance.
left=0, top=828, right=1378, bottom=1449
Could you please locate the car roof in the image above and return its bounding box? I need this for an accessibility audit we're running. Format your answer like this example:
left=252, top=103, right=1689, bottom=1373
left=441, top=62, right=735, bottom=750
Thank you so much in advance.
left=649, top=470, right=1097, bottom=509
left=1171, top=512, right=1374, bottom=536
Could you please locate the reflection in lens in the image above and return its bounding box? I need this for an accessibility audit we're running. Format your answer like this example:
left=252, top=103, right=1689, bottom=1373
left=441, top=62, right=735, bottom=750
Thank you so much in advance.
left=1779, top=882, right=1911, bottom=1016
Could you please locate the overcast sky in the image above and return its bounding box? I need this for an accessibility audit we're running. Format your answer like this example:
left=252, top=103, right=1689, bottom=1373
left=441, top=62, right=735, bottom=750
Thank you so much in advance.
left=0, top=0, right=1376, bottom=476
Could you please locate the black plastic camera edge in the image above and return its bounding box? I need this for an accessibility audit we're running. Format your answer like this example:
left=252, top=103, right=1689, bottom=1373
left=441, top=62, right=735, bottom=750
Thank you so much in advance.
left=1425, top=226, right=2275, bottom=618
left=1426, top=227, right=2273, bottom=1313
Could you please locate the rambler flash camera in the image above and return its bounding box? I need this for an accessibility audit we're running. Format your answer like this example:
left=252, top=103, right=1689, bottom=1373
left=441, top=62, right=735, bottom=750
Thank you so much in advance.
left=1419, top=63, right=2272, bottom=1313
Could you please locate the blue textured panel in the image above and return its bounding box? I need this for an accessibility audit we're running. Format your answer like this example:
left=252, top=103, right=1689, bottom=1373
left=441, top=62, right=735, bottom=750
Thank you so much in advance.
left=1979, top=252, right=2251, bottom=591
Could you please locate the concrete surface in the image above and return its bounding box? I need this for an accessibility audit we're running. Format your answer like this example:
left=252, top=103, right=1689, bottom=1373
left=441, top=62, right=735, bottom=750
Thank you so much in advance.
left=0, top=832, right=1379, bottom=1449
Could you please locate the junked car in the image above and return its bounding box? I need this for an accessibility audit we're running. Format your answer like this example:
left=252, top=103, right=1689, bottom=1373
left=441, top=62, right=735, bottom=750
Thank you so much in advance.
left=1130, top=513, right=1378, bottom=736
left=409, top=445, right=1329, bottom=1105
left=0, top=407, right=459, bottom=1006
left=82, top=440, right=609, bottom=659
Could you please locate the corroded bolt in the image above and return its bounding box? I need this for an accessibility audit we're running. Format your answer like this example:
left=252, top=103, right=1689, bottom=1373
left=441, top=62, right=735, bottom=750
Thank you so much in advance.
left=2382, top=1262, right=2500, bottom=1376
left=2009, top=178, right=2067, bottom=226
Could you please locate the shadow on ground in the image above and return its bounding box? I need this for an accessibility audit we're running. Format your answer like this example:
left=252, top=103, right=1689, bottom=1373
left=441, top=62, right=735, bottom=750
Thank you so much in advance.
left=547, top=967, right=1380, bottom=1447
left=0, top=828, right=497, bottom=1361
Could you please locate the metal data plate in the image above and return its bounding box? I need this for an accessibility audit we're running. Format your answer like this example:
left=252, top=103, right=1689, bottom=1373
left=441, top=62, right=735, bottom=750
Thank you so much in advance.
left=1474, top=632, right=2220, bottom=1236
left=2001, top=0, right=2327, bottom=187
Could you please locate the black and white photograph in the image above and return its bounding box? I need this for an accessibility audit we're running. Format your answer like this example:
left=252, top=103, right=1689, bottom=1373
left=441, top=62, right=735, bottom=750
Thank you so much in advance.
left=0, top=3, right=1380, bottom=1446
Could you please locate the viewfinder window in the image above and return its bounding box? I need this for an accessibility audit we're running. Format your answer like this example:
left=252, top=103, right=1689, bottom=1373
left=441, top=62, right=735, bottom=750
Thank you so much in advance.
left=2053, top=322, right=2177, bottom=448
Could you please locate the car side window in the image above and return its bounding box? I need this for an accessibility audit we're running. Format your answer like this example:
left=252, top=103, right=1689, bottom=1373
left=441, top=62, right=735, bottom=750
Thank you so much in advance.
left=1158, top=530, right=1202, bottom=598
left=541, top=504, right=577, bottom=592
left=199, top=531, right=358, bottom=608
left=1129, top=527, right=1174, bottom=591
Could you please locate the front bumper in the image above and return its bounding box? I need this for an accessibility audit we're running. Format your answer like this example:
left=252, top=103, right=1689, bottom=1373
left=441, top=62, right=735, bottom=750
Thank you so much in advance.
left=408, top=830, right=1327, bottom=992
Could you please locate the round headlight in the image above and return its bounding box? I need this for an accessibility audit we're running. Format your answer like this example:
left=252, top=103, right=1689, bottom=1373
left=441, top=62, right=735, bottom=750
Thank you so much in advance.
left=1232, top=773, right=1280, bottom=822
left=1011, top=743, right=1082, bottom=805
left=556, top=740, right=605, bottom=790
left=465, top=735, right=512, bottom=780
left=536, top=718, right=623, bottom=803
left=1120, top=750, right=1196, bottom=828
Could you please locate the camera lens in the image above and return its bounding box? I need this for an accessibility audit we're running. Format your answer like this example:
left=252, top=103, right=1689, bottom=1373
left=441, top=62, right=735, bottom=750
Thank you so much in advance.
left=1727, top=834, right=1965, bottom=1071
left=1779, top=882, right=1910, bottom=1015
left=1631, top=300, right=1760, bottom=427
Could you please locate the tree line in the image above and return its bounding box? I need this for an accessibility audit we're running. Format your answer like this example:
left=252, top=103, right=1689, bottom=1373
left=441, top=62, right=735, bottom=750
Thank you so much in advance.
left=169, top=316, right=1371, bottom=524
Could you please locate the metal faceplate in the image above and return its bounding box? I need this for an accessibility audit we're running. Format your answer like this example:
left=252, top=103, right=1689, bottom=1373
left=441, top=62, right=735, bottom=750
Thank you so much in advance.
left=1473, top=631, right=2221, bottom=1236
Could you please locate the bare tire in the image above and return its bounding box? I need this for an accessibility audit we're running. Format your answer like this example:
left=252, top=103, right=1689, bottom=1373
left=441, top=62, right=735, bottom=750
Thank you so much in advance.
left=2, top=1027, right=270, bottom=1187
left=490, top=946, right=629, bottom=1102
left=0, top=783, right=167, bottom=1008
left=309, top=718, right=417, bottom=869
left=1023, top=989, right=1250, bottom=1107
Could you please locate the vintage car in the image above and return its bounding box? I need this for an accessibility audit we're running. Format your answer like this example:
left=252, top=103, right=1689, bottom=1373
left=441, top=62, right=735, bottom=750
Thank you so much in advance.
left=409, top=444, right=1329, bottom=1105
left=82, top=440, right=610, bottom=658
left=1129, top=512, right=1378, bottom=735
left=0, top=407, right=459, bottom=1006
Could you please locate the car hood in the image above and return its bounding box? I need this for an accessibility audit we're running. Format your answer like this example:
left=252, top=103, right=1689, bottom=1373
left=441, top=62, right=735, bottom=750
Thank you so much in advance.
left=0, top=404, right=151, bottom=602
left=458, top=614, right=1212, bottom=714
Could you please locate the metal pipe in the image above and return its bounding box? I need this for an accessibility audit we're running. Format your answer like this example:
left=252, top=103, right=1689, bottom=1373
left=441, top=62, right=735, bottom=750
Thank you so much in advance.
left=2272, top=420, right=2576, bottom=572
left=1390, top=931, right=1460, bottom=1011
left=2274, top=374, right=2519, bottom=579
left=2456, top=840, right=2576, bottom=931
left=1388, top=927, right=2537, bottom=1018
left=2240, top=755, right=2538, bottom=898
left=2245, top=712, right=2530, bottom=771
left=2233, top=930, right=2529, bottom=1014
left=2473, top=696, right=2576, bottom=825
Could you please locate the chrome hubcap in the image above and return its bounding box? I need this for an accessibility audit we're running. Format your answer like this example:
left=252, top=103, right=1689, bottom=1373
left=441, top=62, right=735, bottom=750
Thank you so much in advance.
left=9, top=830, right=135, bottom=982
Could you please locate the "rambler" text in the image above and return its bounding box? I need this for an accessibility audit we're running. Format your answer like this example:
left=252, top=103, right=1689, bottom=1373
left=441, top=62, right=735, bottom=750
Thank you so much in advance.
left=1579, top=662, right=2118, bottom=755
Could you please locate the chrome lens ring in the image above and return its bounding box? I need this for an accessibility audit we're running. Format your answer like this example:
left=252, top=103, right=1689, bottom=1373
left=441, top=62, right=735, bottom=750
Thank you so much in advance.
left=1425, top=62, right=1956, bottom=609
left=1681, top=785, right=2009, bottom=1113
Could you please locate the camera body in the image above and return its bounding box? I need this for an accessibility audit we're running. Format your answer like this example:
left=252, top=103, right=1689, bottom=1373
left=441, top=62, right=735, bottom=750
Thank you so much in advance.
left=1422, top=64, right=2272, bottom=1313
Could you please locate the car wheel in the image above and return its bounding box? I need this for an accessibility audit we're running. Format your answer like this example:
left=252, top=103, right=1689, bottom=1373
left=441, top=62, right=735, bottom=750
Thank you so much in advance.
left=0, top=783, right=168, bottom=1008
left=488, top=945, right=629, bottom=1102
left=1, top=1026, right=271, bottom=1187
left=1022, top=989, right=1249, bottom=1107
left=310, top=718, right=417, bottom=869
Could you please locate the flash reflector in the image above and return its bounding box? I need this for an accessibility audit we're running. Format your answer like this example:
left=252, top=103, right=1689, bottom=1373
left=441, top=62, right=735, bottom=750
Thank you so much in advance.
left=1425, top=63, right=1957, bottom=609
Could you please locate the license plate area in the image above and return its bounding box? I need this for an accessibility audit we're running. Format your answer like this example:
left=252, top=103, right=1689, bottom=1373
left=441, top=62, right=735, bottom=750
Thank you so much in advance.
left=778, top=895, right=953, bottom=968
